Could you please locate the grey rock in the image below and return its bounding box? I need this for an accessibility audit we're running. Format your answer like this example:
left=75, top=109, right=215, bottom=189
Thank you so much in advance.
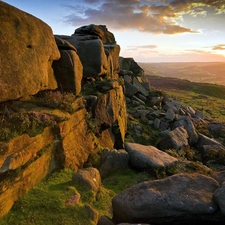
left=214, top=182, right=225, bottom=216
left=172, top=116, right=198, bottom=145
left=158, top=126, right=189, bottom=150
left=125, top=142, right=178, bottom=170
left=124, top=81, right=138, bottom=97
left=112, top=173, right=219, bottom=224
left=124, top=75, right=132, bottom=82
left=132, top=96, right=145, bottom=106
left=132, top=77, right=149, bottom=97
left=97, top=216, right=115, bottom=225
left=154, top=118, right=161, bottom=129
left=197, top=133, right=224, bottom=147
left=165, top=108, right=176, bottom=121
left=99, top=149, right=129, bottom=178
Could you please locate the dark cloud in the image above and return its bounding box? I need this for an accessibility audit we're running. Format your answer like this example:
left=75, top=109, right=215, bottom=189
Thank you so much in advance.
left=212, top=44, right=225, bottom=50
left=63, top=0, right=224, bottom=35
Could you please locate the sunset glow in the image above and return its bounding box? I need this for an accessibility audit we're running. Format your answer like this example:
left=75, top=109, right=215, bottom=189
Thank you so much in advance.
left=2, top=0, right=225, bottom=62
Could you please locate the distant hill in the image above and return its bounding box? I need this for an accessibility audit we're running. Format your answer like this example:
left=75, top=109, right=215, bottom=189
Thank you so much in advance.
left=139, top=62, right=225, bottom=86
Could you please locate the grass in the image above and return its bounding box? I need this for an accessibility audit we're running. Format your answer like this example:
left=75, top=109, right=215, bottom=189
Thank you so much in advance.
left=0, top=168, right=150, bottom=225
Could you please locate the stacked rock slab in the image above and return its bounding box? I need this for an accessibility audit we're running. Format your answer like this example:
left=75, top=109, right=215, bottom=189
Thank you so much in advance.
left=52, top=37, right=83, bottom=96
left=0, top=1, right=60, bottom=103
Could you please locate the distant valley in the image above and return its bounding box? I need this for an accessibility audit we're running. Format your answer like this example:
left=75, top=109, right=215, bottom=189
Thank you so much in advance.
left=139, top=62, right=225, bottom=86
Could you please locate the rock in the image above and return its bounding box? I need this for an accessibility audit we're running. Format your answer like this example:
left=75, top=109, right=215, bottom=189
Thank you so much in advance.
left=124, top=75, right=132, bottom=82
left=158, top=126, right=189, bottom=150
left=208, top=123, right=224, bottom=138
left=197, top=133, right=224, bottom=147
left=214, top=182, right=225, bottom=216
left=119, top=57, right=144, bottom=77
left=0, top=1, right=60, bottom=102
left=159, top=120, right=170, bottom=131
left=52, top=48, right=83, bottom=95
left=55, top=35, right=108, bottom=78
left=112, top=173, right=219, bottom=224
left=119, top=70, right=133, bottom=77
left=131, top=96, right=145, bottom=106
left=136, top=93, right=147, bottom=102
left=163, top=101, right=181, bottom=113
left=134, top=125, right=142, bottom=136
left=99, top=149, right=129, bottom=178
left=211, top=171, right=225, bottom=185
left=201, top=145, right=225, bottom=165
left=93, top=87, right=127, bottom=149
left=74, top=24, right=116, bottom=44
left=153, top=118, right=161, bottom=129
left=54, top=36, right=76, bottom=51
left=65, top=193, right=81, bottom=206
left=125, top=142, right=178, bottom=170
left=72, top=167, right=101, bottom=192
left=104, top=44, right=120, bottom=77
left=184, top=106, right=196, bottom=117
left=132, top=77, right=149, bottom=97
left=172, top=116, right=198, bottom=145
left=97, top=216, right=115, bottom=225
left=124, top=81, right=139, bottom=97
left=165, top=108, right=176, bottom=121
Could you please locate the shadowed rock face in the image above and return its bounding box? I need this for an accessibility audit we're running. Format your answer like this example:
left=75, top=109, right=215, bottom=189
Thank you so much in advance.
left=0, top=1, right=60, bottom=103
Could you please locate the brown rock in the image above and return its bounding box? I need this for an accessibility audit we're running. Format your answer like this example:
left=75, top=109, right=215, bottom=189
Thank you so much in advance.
left=0, top=2, right=60, bottom=102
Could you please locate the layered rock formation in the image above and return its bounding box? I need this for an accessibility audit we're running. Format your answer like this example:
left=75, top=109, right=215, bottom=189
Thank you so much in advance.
left=0, top=2, right=126, bottom=218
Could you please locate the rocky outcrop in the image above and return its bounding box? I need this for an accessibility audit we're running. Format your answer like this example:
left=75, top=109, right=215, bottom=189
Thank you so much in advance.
left=52, top=37, right=83, bottom=96
left=0, top=2, right=60, bottom=103
left=112, top=173, right=222, bottom=224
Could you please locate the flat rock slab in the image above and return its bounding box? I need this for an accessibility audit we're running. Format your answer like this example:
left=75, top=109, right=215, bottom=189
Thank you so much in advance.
left=112, top=173, right=219, bottom=224
left=125, top=142, right=178, bottom=170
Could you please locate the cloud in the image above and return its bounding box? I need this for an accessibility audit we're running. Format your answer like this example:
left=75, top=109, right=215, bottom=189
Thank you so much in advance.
left=212, top=44, right=225, bottom=50
left=63, top=0, right=224, bottom=35
left=129, top=45, right=158, bottom=49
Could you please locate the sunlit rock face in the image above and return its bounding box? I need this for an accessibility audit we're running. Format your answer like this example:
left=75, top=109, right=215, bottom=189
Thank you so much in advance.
left=0, top=1, right=60, bottom=103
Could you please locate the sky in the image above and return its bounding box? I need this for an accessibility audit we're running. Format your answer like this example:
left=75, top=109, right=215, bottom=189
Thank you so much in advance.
left=2, top=0, right=225, bottom=62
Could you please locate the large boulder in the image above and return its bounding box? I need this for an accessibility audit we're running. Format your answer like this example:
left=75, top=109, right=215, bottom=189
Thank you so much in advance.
left=53, top=37, right=83, bottom=95
left=0, top=2, right=60, bottom=103
left=55, top=35, right=108, bottom=78
left=112, top=173, right=220, bottom=224
left=125, top=142, right=178, bottom=170
left=73, top=24, right=116, bottom=44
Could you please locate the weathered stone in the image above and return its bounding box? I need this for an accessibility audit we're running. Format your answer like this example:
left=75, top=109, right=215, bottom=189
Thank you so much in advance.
left=125, top=142, right=177, bottom=170
left=58, top=107, right=97, bottom=171
left=112, top=173, right=219, bottom=224
left=163, top=101, right=181, bottom=113
left=165, top=108, right=176, bottom=121
left=104, top=44, right=120, bottom=77
left=172, top=116, right=198, bottom=145
left=184, top=106, right=196, bottom=117
left=214, top=182, right=225, bottom=216
left=55, top=35, right=108, bottom=78
left=197, top=133, right=224, bottom=147
left=211, top=171, right=225, bottom=185
left=134, top=125, right=142, bottom=137
left=124, top=75, right=132, bottom=83
left=93, top=87, right=127, bottom=149
left=119, top=70, right=133, bottom=77
left=159, top=120, right=170, bottom=131
left=99, top=149, right=129, bottom=178
left=208, top=123, right=224, bottom=138
left=52, top=49, right=83, bottom=95
left=119, top=57, right=144, bottom=77
left=0, top=142, right=56, bottom=217
left=154, top=118, right=161, bottom=129
left=158, top=126, right=189, bottom=150
left=54, top=36, right=76, bottom=51
left=0, top=2, right=60, bottom=103
left=72, top=167, right=101, bottom=192
left=124, top=81, right=139, bottom=97
left=131, top=96, right=145, bottom=106
left=74, top=24, right=116, bottom=44
left=133, top=78, right=149, bottom=97
left=0, top=127, right=55, bottom=173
